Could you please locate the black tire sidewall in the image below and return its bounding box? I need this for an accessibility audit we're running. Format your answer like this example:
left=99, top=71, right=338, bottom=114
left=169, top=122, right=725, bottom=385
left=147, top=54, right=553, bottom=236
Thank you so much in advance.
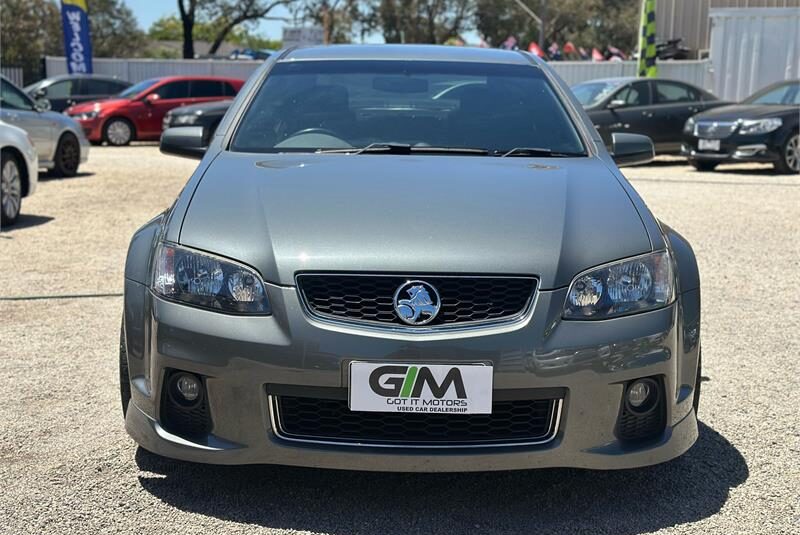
left=774, top=132, right=799, bottom=174
left=53, top=133, right=80, bottom=177
left=0, top=149, right=23, bottom=226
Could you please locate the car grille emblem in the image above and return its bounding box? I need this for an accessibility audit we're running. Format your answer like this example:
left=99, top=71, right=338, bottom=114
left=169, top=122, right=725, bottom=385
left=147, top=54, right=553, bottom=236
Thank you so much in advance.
left=393, top=281, right=441, bottom=325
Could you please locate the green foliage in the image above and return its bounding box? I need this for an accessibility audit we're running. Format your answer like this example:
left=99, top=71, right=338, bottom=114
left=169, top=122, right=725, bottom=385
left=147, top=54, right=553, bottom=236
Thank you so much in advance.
left=148, top=14, right=281, bottom=50
left=0, top=0, right=62, bottom=83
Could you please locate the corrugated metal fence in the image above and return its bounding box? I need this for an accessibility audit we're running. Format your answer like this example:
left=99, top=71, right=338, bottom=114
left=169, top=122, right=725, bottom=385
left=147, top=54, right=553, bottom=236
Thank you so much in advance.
left=1, top=67, right=24, bottom=86
left=44, top=56, right=262, bottom=83
left=45, top=55, right=715, bottom=91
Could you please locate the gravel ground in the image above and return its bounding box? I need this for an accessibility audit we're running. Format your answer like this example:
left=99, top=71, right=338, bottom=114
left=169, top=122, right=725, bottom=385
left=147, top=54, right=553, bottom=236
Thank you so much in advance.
left=1, top=146, right=798, bottom=535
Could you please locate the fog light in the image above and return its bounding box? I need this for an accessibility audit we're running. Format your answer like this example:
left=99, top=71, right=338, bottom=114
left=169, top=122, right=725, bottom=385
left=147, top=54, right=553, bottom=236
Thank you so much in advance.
left=175, top=373, right=200, bottom=401
left=627, top=381, right=651, bottom=408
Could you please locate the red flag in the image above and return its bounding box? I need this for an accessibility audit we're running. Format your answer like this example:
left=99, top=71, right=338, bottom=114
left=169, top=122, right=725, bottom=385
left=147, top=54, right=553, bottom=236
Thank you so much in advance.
left=528, top=42, right=545, bottom=57
left=563, top=41, right=576, bottom=55
left=591, top=47, right=604, bottom=61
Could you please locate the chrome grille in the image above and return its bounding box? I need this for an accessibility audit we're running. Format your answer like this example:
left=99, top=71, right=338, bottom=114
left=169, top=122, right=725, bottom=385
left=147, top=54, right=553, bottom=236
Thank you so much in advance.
left=695, top=120, right=738, bottom=139
left=296, top=274, right=536, bottom=328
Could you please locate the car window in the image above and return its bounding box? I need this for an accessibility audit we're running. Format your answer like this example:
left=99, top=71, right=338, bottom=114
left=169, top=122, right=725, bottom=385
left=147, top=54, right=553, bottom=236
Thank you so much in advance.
left=571, top=81, right=623, bottom=107
left=223, top=82, right=238, bottom=97
left=45, top=80, right=72, bottom=98
left=655, top=81, right=697, bottom=103
left=154, top=81, right=190, bottom=100
left=231, top=60, right=586, bottom=155
left=745, top=82, right=799, bottom=105
left=0, top=79, right=35, bottom=111
left=118, top=78, right=158, bottom=99
left=613, top=82, right=650, bottom=107
left=191, top=80, right=223, bottom=98
left=84, top=79, right=118, bottom=95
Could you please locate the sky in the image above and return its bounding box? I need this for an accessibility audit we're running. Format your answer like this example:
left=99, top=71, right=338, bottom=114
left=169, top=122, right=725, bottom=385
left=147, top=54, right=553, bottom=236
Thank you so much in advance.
left=123, top=0, right=295, bottom=41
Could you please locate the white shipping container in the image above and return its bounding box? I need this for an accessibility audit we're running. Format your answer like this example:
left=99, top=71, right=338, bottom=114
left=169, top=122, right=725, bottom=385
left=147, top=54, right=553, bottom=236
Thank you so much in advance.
left=709, top=7, right=800, bottom=100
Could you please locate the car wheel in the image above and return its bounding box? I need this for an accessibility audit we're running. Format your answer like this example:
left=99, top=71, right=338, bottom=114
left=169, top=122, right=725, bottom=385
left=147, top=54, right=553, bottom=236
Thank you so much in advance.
left=120, top=317, right=132, bottom=418
left=104, top=118, right=134, bottom=146
left=52, top=133, right=81, bottom=177
left=693, top=352, right=702, bottom=415
left=1, top=150, right=23, bottom=226
left=690, top=160, right=718, bottom=172
left=774, top=132, right=799, bottom=174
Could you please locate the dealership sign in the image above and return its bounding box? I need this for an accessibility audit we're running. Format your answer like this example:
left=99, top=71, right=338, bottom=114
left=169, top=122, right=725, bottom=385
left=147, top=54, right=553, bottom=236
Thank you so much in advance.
left=349, top=362, right=493, bottom=414
left=282, top=26, right=325, bottom=48
left=60, top=0, right=93, bottom=74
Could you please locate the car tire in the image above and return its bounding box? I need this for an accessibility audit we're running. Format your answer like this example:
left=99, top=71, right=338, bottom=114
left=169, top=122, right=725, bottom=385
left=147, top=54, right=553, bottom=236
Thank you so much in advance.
left=693, top=352, right=702, bottom=415
left=52, top=133, right=81, bottom=177
left=774, top=132, right=799, bottom=174
left=104, top=117, right=134, bottom=146
left=1, top=149, right=24, bottom=226
left=690, top=160, right=718, bottom=172
left=120, top=317, right=132, bottom=418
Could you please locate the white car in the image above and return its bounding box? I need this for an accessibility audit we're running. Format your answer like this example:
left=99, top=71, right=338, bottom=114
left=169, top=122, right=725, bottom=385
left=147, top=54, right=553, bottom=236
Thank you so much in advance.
left=0, top=120, right=38, bottom=226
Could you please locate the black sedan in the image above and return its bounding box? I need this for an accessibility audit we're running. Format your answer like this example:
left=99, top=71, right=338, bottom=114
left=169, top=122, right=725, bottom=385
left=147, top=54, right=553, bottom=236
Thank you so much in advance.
left=24, top=74, right=131, bottom=112
left=682, top=80, right=799, bottom=173
left=572, top=77, right=727, bottom=154
left=162, top=99, right=232, bottom=147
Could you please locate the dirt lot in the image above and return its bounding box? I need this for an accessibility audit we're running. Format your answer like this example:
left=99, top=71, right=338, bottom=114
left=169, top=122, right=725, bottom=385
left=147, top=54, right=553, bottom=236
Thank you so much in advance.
left=1, top=145, right=798, bottom=534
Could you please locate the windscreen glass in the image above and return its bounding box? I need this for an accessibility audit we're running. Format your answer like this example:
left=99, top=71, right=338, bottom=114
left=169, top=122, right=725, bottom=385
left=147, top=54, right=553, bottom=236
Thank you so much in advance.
left=231, top=60, right=585, bottom=154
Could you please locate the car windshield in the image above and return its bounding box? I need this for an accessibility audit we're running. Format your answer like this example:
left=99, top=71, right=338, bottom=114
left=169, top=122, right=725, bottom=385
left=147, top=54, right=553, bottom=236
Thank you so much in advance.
left=744, top=82, right=800, bottom=105
left=570, top=80, right=624, bottom=107
left=231, top=60, right=586, bottom=155
left=118, top=78, right=158, bottom=99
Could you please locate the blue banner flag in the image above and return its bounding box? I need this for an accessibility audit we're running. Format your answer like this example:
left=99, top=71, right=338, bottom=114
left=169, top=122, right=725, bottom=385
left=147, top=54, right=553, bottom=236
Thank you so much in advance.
left=60, top=0, right=93, bottom=74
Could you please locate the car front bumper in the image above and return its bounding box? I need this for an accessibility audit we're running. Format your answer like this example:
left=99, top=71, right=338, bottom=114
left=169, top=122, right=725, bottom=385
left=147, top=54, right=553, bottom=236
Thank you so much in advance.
left=123, top=280, right=701, bottom=472
left=682, top=132, right=782, bottom=164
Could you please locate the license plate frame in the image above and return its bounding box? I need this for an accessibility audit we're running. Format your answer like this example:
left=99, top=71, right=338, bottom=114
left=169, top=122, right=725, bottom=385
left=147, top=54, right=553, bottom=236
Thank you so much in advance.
left=349, top=362, right=493, bottom=414
left=698, top=139, right=721, bottom=151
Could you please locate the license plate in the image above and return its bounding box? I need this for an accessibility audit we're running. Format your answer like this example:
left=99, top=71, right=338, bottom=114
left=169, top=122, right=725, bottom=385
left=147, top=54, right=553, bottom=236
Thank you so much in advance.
left=698, top=139, right=720, bottom=151
left=349, top=362, right=493, bottom=414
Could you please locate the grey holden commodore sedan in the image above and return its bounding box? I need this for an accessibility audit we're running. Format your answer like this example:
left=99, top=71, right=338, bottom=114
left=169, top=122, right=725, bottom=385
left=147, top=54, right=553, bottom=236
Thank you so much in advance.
left=122, top=45, right=701, bottom=471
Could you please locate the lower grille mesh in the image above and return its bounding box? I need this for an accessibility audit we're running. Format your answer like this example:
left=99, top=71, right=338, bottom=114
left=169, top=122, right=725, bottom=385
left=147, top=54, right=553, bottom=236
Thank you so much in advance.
left=273, top=396, right=558, bottom=446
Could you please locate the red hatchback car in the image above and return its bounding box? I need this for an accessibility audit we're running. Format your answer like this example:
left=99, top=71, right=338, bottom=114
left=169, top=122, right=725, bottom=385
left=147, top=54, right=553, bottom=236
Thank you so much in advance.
left=65, top=76, right=244, bottom=146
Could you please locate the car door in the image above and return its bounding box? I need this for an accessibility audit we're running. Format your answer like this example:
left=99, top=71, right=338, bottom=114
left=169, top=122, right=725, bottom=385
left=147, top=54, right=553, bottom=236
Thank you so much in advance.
left=136, top=81, right=192, bottom=137
left=39, top=79, right=73, bottom=112
left=651, top=81, right=704, bottom=152
left=0, top=78, right=55, bottom=162
left=591, top=81, right=653, bottom=147
left=189, top=80, right=226, bottom=105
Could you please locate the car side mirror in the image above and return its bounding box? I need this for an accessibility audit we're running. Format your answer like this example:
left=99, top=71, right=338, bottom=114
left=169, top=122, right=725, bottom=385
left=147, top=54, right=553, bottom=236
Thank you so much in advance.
left=144, top=93, right=160, bottom=105
left=607, top=99, right=627, bottom=110
left=34, top=88, right=47, bottom=99
left=34, top=98, right=52, bottom=112
left=160, top=126, right=206, bottom=159
left=611, top=133, right=654, bottom=167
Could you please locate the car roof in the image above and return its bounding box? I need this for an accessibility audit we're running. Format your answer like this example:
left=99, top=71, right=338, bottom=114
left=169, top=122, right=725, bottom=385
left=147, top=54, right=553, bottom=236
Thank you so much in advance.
left=281, top=44, right=534, bottom=65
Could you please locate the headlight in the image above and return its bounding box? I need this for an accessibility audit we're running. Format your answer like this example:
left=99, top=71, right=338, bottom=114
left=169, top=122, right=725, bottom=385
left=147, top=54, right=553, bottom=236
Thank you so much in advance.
left=738, top=118, right=782, bottom=135
left=564, top=251, right=674, bottom=319
left=74, top=111, right=98, bottom=120
left=173, top=113, right=199, bottom=125
left=683, top=116, right=695, bottom=134
left=151, top=243, right=271, bottom=315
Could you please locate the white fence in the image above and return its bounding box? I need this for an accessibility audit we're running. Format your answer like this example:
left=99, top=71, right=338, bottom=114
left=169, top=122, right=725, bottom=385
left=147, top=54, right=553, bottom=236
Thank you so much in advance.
left=45, top=55, right=715, bottom=92
left=1, top=66, right=24, bottom=86
left=45, top=56, right=262, bottom=83
left=709, top=8, right=800, bottom=100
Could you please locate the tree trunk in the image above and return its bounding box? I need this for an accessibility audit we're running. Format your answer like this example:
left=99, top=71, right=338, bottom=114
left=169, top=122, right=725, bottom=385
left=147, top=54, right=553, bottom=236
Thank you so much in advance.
left=178, top=0, right=195, bottom=59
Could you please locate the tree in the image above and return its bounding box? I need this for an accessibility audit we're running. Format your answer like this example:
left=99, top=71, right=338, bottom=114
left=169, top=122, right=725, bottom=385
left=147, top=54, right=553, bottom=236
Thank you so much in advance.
left=292, top=1, right=370, bottom=44
left=0, top=0, right=62, bottom=83
left=149, top=15, right=282, bottom=49
left=205, top=0, right=290, bottom=54
left=374, top=0, right=473, bottom=44
left=86, top=0, right=148, bottom=57
left=177, top=0, right=200, bottom=59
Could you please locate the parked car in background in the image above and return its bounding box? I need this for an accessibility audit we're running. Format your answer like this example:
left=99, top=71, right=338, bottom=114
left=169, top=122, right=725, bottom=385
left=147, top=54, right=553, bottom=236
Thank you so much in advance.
left=0, top=75, right=89, bottom=177
left=162, top=100, right=233, bottom=147
left=24, top=74, right=131, bottom=113
left=572, top=77, right=727, bottom=153
left=682, top=80, right=799, bottom=173
left=65, top=76, right=244, bottom=146
left=0, top=120, right=38, bottom=226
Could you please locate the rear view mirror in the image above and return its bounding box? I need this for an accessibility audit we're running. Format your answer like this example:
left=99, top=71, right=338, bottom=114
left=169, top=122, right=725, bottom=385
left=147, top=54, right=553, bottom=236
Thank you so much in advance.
left=144, top=93, right=160, bottom=104
left=160, top=126, right=206, bottom=159
left=34, top=88, right=47, bottom=99
left=607, top=99, right=627, bottom=109
left=611, top=133, right=654, bottom=167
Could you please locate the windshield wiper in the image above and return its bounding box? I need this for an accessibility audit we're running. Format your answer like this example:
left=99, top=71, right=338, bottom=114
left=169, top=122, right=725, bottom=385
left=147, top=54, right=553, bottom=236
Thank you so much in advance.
left=497, top=147, right=585, bottom=158
left=317, top=143, right=489, bottom=155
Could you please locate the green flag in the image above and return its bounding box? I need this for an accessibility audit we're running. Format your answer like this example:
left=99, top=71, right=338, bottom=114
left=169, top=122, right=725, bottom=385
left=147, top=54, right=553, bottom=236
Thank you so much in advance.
left=638, top=0, right=657, bottom=78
